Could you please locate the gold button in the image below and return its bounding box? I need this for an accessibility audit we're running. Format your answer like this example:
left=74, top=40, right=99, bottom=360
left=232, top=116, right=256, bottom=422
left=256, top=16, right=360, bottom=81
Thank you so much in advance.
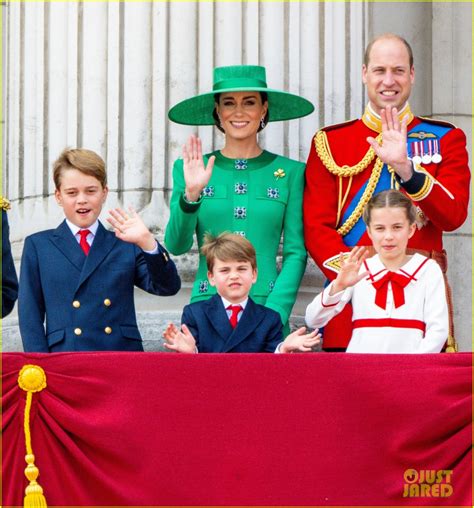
left=72, top=300, right=81, bottom=308
left=104, top=327, right=112, bottom=334
left=104, top=299, right=111, bottom=307
left=74, top=328, right=82, bottom=336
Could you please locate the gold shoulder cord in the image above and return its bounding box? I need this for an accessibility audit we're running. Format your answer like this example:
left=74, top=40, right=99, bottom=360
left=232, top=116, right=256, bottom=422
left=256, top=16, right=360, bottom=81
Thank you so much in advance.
left=336, top=158, right=384, bottom=235
left=314, top=130, right=384, bottom=235
left=314, top=130, right=382, bottom=177
left=1, top=196, right=12, bottom=211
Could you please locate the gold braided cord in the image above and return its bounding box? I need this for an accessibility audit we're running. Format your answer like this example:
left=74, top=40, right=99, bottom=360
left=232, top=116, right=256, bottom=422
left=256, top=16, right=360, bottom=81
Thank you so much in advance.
left=336, top=157, right=384, bottom=236
left=315, top=130, right=383, bottom=177
left=336, top=176, right=343, bottom=227
left=336, top=175, right=353, bottom=227
left=24, top=391, right=34, bottom=454
left=0, top=196, right=12, bottom=211
left=18, top=365, right=48, bottom=507
left=407, top=177, right=433, bottom=202
left=406, top=166, right=435, bottom=201
left=339, top=176, right=353, bottom=221
left=388, top=166, right=400, bottom=190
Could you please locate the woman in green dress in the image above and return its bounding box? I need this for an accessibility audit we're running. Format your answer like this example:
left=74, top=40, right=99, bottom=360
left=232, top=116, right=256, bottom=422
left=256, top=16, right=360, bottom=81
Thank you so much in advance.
left=165, top=65, right=314, bottom=332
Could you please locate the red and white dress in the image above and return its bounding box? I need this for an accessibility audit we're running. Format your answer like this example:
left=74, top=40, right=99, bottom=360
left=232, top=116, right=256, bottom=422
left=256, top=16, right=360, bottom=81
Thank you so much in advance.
left=305, top=253, right=448, bottom=353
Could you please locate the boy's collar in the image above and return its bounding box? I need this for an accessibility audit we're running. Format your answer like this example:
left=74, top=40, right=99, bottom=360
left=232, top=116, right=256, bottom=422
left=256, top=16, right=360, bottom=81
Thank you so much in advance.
left=221, top=296, right=248, bottom=309
left=65, top=218, right=100, bottom=237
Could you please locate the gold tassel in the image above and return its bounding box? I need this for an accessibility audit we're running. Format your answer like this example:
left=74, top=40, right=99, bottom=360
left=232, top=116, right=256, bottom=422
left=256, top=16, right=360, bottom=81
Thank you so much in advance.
left=18, top=365, right=48, bottom=507
left=445, top=335, right=458, bottom=353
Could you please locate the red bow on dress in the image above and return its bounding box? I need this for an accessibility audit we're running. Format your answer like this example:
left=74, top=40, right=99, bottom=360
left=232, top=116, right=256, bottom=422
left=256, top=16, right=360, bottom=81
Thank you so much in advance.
left=372, top=271, right=412, bottom=310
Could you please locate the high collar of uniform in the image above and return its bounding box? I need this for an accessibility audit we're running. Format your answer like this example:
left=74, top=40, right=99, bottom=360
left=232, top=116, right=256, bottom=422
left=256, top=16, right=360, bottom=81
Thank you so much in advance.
left=362, top=102, right=414, bottom=133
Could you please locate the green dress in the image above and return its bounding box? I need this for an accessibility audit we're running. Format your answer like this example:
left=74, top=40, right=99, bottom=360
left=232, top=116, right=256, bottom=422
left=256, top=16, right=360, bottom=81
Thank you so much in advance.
left=164, top=150, right=307, bottom=329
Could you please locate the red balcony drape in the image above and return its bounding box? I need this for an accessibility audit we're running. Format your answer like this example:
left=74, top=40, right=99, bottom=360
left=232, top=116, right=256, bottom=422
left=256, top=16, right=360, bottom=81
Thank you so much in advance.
left=2, top=352, right=472, bottom=506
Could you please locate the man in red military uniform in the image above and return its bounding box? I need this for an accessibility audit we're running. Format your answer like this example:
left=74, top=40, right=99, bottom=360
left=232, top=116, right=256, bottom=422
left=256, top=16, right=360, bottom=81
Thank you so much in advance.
left=304, top=33, right=470, bottom=351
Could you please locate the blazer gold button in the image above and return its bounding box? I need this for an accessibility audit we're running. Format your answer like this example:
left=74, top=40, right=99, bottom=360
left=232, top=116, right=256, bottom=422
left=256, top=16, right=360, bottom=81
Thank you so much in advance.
left=104, top=299, right=111, bottom=307
left=72, top=300, right=81, bottom=308
left=104, top=326, right=112, bottom=334
left=74, top=328, right=82, bottom=335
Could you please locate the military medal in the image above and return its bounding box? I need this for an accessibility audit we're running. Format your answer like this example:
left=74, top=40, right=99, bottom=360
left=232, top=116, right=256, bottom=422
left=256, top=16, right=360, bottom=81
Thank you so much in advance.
left=421, top=141, right=431, bottom=164
left=412, top=142, right=422, bottom=165
left=431, top=139, right=442, bottom=163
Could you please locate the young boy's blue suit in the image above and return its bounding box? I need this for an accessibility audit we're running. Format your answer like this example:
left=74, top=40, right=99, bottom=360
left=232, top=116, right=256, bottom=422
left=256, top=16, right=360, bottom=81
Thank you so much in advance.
left=19, top=220, right=181, bottom=352
left=182, top=293, right=283, bottom=352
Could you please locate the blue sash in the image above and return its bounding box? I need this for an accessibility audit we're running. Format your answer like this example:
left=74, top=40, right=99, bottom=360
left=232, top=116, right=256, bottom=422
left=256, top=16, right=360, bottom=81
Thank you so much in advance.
left=341, top=164, right=391, bottom=247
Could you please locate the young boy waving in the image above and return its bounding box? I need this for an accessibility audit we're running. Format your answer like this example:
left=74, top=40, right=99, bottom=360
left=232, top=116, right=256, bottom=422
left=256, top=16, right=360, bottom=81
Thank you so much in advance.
left=19, top=148, right=181, bottom=352
left=163, top=233, right=320, bottom=353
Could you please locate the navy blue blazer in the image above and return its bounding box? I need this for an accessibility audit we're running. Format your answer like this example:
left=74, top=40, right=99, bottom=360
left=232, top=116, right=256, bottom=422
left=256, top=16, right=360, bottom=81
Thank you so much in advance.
left=2, top=210, right=19, bottom=317
left=182, top=294, right=283, bottom=353
left=19, top=220, right=181, bottom=352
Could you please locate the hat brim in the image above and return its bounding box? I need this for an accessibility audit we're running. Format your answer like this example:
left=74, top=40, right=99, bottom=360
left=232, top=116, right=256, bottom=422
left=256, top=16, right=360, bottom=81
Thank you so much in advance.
left=168, top=87, right=315, bottom=125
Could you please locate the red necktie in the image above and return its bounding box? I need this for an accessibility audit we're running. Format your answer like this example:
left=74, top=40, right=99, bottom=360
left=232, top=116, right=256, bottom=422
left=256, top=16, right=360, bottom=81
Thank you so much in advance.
left=78, top=229, right=91, bottom=255
left=372, top=271, right=412, bottom=310
left=227, top=305, right=242, bottom=329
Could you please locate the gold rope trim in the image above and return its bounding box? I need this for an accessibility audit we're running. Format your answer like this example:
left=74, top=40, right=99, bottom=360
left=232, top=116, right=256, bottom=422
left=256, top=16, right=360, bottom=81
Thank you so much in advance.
left=445, top=336, right=458, bottom=353
left=1, top=196, right=12, bottom=211
left=315, top=129, right=385, bottom=235
left=18, top=365, right=48, bottom=508
left=406, top=166, right=435, bottom=201
left=336, top=157, right=384, bottom=236
left=407, top=177, right=432, bottom=201
left=336, top=175, right=353, bottom=227
left=323, top=252, right=351, bottom=273
left=314, top=130, right=382, bottom=177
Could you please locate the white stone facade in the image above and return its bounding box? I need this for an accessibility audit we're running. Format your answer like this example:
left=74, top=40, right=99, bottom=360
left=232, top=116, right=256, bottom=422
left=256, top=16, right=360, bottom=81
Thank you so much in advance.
left=2, top=2, right=471, bottom=350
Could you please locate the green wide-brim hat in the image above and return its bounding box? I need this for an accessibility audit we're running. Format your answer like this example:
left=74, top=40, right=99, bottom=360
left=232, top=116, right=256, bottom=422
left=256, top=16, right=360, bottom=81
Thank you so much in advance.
left=168, top=65, right=315, bottom=125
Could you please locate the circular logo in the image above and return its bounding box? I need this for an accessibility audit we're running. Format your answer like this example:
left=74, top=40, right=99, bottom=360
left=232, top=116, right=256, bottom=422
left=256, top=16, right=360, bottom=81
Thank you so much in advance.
left=404, top=469, right=419, bottom=484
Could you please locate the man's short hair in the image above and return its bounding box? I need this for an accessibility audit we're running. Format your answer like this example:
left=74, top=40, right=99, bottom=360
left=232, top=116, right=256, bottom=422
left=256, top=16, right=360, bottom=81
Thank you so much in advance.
left=364, top=33, right=414, bottom=68
left=201, top=232, right=257, bottom=272
left=53, top=148, right=107, bottom=189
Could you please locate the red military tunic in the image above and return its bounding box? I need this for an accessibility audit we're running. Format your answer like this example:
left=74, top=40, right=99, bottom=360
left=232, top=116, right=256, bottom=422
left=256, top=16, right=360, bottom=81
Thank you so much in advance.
left=303, top=104, right=470, bottom=349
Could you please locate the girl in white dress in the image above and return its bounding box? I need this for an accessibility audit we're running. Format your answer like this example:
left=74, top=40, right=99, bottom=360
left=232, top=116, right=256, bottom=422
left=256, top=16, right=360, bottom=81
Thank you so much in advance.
left=305, top=190, right=448, bottom=353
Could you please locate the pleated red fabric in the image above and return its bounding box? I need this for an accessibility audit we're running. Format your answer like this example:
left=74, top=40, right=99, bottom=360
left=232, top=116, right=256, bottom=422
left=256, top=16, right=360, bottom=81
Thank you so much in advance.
left=2, top=352, right=472, bottom=506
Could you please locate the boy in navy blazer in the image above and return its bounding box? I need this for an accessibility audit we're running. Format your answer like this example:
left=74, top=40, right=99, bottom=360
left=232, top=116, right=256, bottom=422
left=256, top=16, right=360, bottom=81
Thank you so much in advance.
left=19, top=148, right=181, bottom=352
left=163, top=233, right=320, bottom=353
